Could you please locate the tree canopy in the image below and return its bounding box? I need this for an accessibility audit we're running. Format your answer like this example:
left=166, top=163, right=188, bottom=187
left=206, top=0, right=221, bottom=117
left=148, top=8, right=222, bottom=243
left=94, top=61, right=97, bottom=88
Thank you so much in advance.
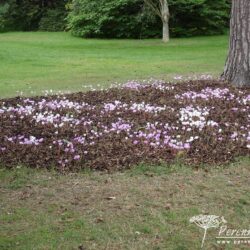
left=0, top=0, right=230, bottom=38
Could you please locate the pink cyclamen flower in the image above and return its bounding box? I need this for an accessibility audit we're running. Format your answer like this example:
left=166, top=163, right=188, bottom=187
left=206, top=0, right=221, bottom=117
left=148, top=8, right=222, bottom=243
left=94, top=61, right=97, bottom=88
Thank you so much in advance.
left=74, top=155, right=81, bottom=160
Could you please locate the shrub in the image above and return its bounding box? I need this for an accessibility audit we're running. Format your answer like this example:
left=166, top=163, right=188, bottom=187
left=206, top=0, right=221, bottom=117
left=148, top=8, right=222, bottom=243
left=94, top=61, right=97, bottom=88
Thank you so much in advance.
left=67, top=0, right=148, bottom=38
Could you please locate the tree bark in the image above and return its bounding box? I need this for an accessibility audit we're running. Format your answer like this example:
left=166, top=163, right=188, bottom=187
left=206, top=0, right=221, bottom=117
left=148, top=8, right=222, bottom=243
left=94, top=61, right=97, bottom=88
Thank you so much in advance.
left=222, top=0, right=250, bottom=87
left=161, top=0, right=170, bottom=42
left=144, top=0, right=170, bottom=42
left=162, top=21, right=169, bottom=42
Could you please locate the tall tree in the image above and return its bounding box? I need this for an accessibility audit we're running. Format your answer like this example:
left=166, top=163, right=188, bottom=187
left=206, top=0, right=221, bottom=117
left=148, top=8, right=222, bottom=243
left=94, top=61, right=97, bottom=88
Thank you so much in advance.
left=222, top=0, right=250, bottom=87
left=144, top=0, right=170, bottom=42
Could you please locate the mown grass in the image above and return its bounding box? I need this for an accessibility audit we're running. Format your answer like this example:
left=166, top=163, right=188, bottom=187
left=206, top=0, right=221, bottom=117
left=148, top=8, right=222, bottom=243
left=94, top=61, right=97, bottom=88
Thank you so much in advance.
left=0, top=32, right=228, bottom=98
left=0, top=158, right=250, bottom=249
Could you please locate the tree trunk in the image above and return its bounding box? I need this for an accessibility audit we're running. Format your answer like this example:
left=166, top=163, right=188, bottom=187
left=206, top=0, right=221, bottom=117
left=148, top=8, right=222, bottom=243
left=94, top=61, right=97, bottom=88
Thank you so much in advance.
left=162, top=21, right=169, bottom=42
left=161, top=0, right=170, bottom=42
left=222, top=0, right=250, bottom=87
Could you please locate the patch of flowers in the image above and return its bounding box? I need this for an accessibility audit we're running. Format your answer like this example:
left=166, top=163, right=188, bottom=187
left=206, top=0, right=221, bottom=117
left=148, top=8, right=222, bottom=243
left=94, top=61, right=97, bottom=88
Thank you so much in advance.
left=103, top=101, right=167, bottom=114
left=6, top=135, right=44, bottom=145
left=175, top=87, right=234, bottom=101
left=0, top=79, right=249, bottom=171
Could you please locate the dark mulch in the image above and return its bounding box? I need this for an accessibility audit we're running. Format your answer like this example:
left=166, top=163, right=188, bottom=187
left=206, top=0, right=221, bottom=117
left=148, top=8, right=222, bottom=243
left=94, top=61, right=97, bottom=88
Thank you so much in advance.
left=0, top=80, right=249, bottom=171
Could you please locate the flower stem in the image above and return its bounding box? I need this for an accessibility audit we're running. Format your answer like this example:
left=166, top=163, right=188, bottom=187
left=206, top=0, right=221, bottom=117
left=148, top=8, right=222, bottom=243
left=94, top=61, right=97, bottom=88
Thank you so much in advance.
left=201, top=228, right=207, bottom=248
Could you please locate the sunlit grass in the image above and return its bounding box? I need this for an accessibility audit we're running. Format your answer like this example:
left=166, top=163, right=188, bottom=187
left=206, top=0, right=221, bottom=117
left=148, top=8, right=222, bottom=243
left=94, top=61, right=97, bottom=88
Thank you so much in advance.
left=0, top=32, right=228, bottom=98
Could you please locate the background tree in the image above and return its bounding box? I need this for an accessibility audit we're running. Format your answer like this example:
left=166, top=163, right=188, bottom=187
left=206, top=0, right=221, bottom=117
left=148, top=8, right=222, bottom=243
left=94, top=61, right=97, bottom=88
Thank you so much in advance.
left=0, top=0, right=68, bottom=32
left=68, top=0, right=229, bottom=39
left=222, top=0, right=250, bottom=87
left=0, top=0, right=230, bottom=37
left=144, top=0, right=170, bottom=42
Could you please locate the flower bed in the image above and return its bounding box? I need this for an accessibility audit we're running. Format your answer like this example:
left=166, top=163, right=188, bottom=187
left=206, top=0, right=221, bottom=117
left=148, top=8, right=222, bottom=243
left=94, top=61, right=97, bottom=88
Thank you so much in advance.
left=0, top=80, right=249, bottom=171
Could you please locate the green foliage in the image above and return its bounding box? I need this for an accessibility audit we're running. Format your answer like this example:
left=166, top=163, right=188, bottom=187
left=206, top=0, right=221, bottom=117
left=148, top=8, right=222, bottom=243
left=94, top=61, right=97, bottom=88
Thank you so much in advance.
left=0, top=0, right=230, bottom=37
left=39, top=9, right=67, bottom=31
left=0, top=0, right=42, bottom=32
left=0, top=0, right=17, bottom=32
left=68, top=0, right=230, bottom=38
left=169, top=0, right=231, bottom=37
left=0, top=0, right=68, bottom=32
left=67, top=0, right=149, bottom=38
left=0, top=3, right=8, bottom=32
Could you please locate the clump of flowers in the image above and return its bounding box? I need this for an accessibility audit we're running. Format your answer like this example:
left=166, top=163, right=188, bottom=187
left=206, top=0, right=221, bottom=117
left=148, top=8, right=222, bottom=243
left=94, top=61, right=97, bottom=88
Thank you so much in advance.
left=0, top=79, right=249, bottom=171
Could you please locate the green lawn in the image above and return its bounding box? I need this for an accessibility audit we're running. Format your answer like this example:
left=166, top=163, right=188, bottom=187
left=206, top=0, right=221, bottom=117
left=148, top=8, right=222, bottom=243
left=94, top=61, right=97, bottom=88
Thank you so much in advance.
left=1, top=158, right=250, bottom=250
left=0, top=32, right=228, bottom=98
